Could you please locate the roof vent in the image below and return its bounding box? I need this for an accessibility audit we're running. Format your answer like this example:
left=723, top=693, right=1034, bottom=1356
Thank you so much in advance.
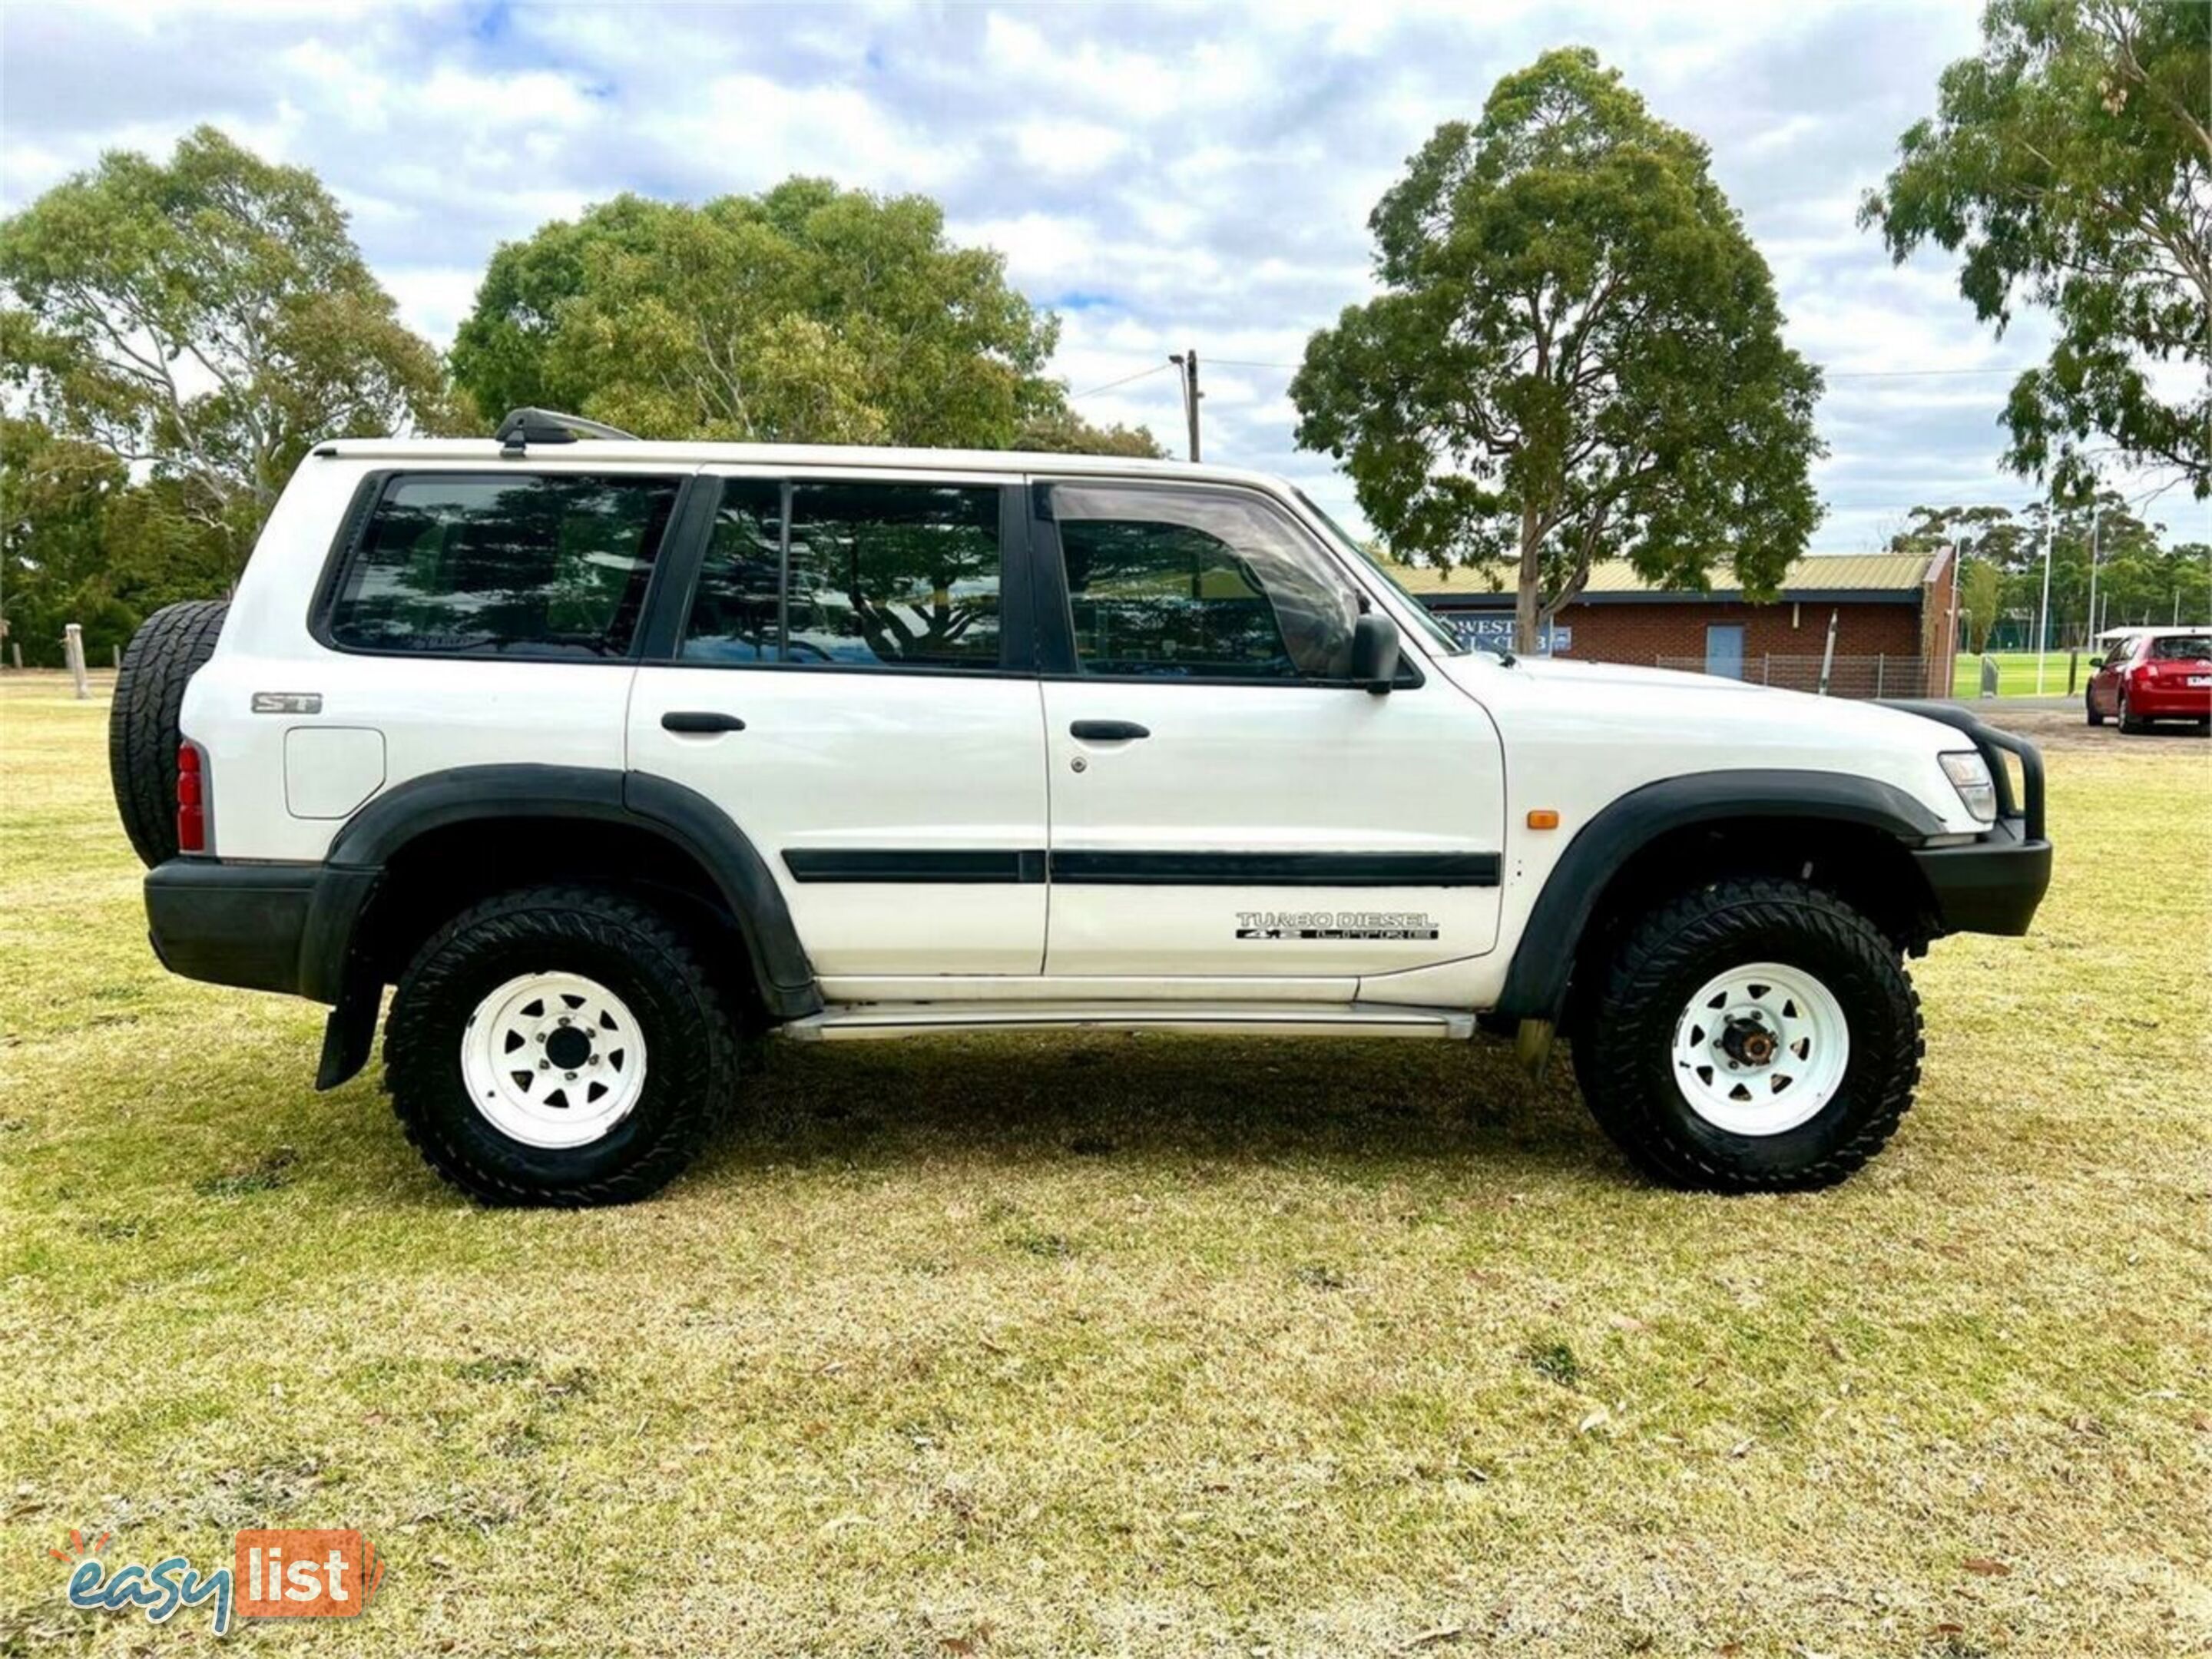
left=495, top=407, right=639, bottom=456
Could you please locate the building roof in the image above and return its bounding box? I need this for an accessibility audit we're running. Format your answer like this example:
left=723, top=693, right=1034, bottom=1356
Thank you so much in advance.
left=1387, top=551, right=1940, bottom=603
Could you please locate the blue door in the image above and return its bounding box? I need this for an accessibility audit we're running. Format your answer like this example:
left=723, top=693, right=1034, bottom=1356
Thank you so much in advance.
left=1705, top=624, right=1746, bottom=680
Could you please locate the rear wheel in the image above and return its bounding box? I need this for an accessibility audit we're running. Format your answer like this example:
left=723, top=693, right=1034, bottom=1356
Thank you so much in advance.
left=108, top=599, right=229, bottom=867
left=2118, top=687, right=2149, bottom=733
left=383, top=885, right=740, bottom=1206
left=1577, top=878, right=1922, bottom=1192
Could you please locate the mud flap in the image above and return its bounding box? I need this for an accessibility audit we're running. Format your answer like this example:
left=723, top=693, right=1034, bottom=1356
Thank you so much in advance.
left=316, top=972, right=382, bottom=1091
left=1515, top=1017, right=1557, bottom=1084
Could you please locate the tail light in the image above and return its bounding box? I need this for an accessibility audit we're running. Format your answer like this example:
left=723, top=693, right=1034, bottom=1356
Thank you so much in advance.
left=177, top=742, right=208, bottom=854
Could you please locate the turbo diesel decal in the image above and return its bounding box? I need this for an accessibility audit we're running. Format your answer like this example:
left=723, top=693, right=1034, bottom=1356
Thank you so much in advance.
left=1236, top=909, right=1439, bottom=941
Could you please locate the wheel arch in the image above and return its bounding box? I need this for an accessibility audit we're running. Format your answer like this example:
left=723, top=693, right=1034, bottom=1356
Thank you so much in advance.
left=1492, top=769, right=1945, bottom=1031
left=307, top=764, right=820, bottom=1088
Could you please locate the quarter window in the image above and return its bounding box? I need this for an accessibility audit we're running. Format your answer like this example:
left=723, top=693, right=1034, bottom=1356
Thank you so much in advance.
left=1051, top=485, right=1359, bottom=680
left=326, top=474, right=678, bottom=657
left=680, top=479, right=1004, bottom=671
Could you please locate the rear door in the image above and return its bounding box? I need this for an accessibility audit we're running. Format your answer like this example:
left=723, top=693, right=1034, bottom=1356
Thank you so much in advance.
left=627, top=471, right=1049, bottom=978
left=1030, top=478, right=1505, bottom=980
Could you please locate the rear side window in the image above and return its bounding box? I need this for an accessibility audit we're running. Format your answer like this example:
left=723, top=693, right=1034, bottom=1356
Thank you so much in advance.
left=681, top=478, right=1004, bottom=671
left=325, top=474, right=680, bottom=657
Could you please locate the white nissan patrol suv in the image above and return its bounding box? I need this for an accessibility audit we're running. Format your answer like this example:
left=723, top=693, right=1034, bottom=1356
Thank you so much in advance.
left=115, top=409, right=2051, bottom=1206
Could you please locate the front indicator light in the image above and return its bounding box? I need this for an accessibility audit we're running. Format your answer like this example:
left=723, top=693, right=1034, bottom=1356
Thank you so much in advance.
left=1939, top=750, right=1997, bottom=824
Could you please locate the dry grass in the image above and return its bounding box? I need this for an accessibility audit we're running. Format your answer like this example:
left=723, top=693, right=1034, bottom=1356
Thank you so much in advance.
left=2, top=674, right=2207, bottom=1657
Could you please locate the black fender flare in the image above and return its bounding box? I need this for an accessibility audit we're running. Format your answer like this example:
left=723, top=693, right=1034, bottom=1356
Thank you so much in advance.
left=1490, top=767, right=1945, bottom=1025
left=308, top=764, right=820, bottom=1088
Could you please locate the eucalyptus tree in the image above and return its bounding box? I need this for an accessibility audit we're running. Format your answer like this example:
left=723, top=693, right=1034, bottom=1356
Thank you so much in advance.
left=1293, top=48, right=1823, bottom=651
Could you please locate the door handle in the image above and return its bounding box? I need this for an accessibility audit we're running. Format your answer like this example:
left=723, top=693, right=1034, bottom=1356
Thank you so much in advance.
left=662, top=710, right=747, bottom=734
left=1069, top=720, right=1150, bottom=741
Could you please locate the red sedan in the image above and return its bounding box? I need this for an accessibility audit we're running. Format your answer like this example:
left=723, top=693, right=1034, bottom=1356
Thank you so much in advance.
left=2087, top=630, right=2212, bottom=732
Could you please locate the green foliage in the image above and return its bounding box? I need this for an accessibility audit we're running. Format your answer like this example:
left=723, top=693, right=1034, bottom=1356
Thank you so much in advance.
left=1013, top=404, right=1169, bottom=459
left=450, top=180, right=1063, bottom=447
left=1, top=416, right=126, bottom=665
left=1, top=416, right=236, bottom=665
left=1863, top=0, right=2210, bottom=499
left=1886, top=503, right=2025, bottom=562
left=1291, top=48, right=1824, bottom=650
left=1897, top=492, right=2200, bottom=646
left=1959, top=556, right=2005, bottom=651
left=0, top=125, right=455, bottom=571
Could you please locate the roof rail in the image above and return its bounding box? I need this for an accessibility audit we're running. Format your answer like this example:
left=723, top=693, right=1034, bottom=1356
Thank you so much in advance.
left=495, top=407, right=639, bottom=455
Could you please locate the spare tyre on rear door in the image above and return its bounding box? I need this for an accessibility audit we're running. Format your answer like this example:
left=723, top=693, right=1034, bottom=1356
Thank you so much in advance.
left=109, top=598, right=229, bottom=868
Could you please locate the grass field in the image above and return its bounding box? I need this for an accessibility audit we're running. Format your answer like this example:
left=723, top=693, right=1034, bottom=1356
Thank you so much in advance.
left=1951, top=651, right=2103, bottom=699
left=2, top=674, right=2207, bottom=1657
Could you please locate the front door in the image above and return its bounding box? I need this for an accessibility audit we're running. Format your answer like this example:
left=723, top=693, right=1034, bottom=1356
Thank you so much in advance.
left=1706, top=624, right=1747, bottom=680
left=1031, top=479, right=1505, bottom=980
left=628, top=472, right=1048, bottom=977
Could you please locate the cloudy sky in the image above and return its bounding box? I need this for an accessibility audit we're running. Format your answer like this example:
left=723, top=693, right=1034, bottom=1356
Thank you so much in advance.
left=5, top=0, right=2185, bottom=551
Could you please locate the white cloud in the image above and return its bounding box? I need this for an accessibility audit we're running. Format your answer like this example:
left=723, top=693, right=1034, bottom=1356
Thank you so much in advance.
left=1012, top=119, right=1132, bottom=177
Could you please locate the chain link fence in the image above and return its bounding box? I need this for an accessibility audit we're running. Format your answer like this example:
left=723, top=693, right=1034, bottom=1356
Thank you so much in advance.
left=1654, top=654, right=1930, bottom=698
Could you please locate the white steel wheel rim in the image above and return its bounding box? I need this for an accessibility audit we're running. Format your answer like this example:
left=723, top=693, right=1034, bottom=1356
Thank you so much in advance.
left=459, top=972, right=649, bottom=1149
left=1669, top=961, right=1849, bottom=1137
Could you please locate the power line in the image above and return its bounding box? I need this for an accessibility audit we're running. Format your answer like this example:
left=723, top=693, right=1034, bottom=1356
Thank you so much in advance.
left=1069, top=350, right=2037, bottom=382
left=1070, top=361, right=1172, bottom=399
left=1826, top=366, right=2028, bottom=380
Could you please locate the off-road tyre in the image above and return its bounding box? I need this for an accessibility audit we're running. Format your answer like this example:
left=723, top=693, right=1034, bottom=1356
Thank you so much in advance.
left=108, top=599, right=229, bottom=867
left=2085, top=688, right=2104, bottom=727
left=384, top=885, right=740, bottom=1207
left=1578, top=877, right=1922, bottom=1193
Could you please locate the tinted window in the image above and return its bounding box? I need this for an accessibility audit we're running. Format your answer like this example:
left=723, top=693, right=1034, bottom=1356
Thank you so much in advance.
left=680, top=479, right=783, bottom=662
left=681, top=479, right=1003, bottom=671
left=327, top=474, right=677, bottom=657
left=1052, top=485, right=1358, bottom=680
left=2147, top=634, right=2211, bottom=661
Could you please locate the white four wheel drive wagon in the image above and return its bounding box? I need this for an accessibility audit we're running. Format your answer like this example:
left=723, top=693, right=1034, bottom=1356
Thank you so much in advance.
left=116, top=408, right=2053, bottom=1206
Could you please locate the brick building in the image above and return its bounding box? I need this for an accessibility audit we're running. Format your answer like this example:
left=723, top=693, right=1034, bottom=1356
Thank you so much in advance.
left=1396, top=550, right=1959, bottom=698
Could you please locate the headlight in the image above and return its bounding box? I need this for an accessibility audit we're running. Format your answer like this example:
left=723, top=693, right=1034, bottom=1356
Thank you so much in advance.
left=1939, top=750, right=1997, bottom=823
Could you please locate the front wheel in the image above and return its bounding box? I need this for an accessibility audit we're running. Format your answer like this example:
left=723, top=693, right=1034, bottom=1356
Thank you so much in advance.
left=383, top=885, right=740, bottom=1206
left=1577, top=879, right=1922, bottom=1193
left=2085, top=688, right=2105, bottom=727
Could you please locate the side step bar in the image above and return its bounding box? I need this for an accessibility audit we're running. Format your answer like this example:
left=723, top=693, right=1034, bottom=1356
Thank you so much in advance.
left=780, top=1001, right=1479, bottom=1042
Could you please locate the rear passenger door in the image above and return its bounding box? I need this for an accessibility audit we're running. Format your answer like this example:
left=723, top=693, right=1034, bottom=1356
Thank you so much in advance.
left=628, top=472, right=1050, bottom=979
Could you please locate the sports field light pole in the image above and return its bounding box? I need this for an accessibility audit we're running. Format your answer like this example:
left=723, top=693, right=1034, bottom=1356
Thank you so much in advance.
left=2084, top=505, right=2103, bottom=653
left=2034, top=511, right=2054, bottom=694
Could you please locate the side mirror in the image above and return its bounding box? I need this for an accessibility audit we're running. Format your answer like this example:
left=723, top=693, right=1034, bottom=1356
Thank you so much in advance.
left=1350, top=611, right=1400, bottom=694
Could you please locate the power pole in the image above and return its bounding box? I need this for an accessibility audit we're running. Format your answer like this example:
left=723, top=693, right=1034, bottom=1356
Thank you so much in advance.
left=1168, top=349, right=1202, bottom=462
